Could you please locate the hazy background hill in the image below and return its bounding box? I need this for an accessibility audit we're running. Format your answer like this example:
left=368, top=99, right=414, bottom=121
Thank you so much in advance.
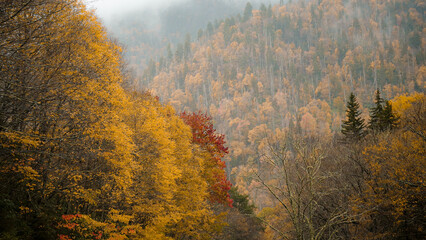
left=100, top=0, right=425, bottom=205
left=92, top=0, right=280, bottom=75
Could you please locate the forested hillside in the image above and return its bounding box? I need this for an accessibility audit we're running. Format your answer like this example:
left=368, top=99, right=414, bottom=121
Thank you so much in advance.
left=139, top=0, right=425, bottom=197
left=104, top=0, right=253, bottom=78
left=1, top=0, right=424, bottom=239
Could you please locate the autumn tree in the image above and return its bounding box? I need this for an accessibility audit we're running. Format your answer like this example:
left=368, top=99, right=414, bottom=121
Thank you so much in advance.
left=255, top=133, right=355, bottom=239
left=0, top=1, right=232, bottom=239
left=352, top=93, right=425, bottom=239
left=125, top=92, right=225, bottom=239
left=180, top=111, right=233, bottom=206
left=0, top=0, right=137, bottom=238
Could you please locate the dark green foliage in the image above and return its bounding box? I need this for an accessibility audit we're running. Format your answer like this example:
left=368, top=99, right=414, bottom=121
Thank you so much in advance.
left=342, top=93, right=366, bottom=140
left=260, top=4, right=267, bottom=18
left=382, top=101, right=399, bottom=130
left=229, top=187, right=255, bottom=215
left=369, top=90, right=399, bottom=132
left=0, top=197, right=25, bottom=240
left=369, top=89, right=384, bottom=131
left=243, top=2, right=253, bottom=22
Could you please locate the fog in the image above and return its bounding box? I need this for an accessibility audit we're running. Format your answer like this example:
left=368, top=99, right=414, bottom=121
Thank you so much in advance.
left=87, top=0, right=279, bottom=23
left=84, top=0, right=280, bottom=72
left=86, top=0, right=189, bottom=21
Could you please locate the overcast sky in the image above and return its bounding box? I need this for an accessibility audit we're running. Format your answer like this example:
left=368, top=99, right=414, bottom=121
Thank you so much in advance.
left=86, top=0, right=189, bottom=20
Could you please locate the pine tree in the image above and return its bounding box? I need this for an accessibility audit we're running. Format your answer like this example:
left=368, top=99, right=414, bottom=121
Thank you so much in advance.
left=243, top=2, right=253, bottom=22
left=368, top=90, right=399, bottom=132
left=369, top=89, right=384, bottom=131
left=381, top=101, right=399, bottom=130
left=342, top=93, right=366, bottom=140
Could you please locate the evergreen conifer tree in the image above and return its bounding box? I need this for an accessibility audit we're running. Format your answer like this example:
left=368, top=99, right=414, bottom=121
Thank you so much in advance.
left=243, top=2, right=253, bottom=22
left=369, top=89, right=384, bottom=131
left=381, top=101, right=399, bottom=130
left=342, top=92, right=365, bottom=140
left=368, top=90, right=399, bottom=132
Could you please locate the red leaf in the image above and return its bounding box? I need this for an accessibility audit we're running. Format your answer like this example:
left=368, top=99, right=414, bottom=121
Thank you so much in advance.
left=180, top=111, right=232, bottom=206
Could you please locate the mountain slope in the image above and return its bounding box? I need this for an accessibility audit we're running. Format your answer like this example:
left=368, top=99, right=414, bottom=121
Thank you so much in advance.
left=140, top=0, right=424, bottom=187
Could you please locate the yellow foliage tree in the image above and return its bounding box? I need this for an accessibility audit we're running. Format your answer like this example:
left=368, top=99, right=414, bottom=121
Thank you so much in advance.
left=352, top=93, right=425, bottom=239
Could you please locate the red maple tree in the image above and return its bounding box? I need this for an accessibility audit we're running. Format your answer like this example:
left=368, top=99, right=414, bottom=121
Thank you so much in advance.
left=180, top=111, right=233, bottom=206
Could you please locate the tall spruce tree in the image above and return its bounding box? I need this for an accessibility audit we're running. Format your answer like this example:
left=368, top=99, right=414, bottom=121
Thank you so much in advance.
left=381, top=101, right=399, bottom=130
left=369, top=89, right=384, bottom=131
left=243, top=2, right=253, bottom=22
left=342, top=92, right=366, bottom=140
left=369, top=90, right=399, bottom=131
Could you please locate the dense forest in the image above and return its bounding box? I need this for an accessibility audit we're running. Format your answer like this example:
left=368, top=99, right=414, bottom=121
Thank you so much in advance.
left=0, top=0, right=425, bottom=239
left=137, top=0, right=425, bottom=211
left=0, top=1, right=253, bottom=239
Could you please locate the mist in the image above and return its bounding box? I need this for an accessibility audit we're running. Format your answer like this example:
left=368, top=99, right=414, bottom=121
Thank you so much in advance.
left=87, top=0, right=279, bottom=24
left=86, top=0, right=189, bottom=23
left=85, top=0, right=280, bottom=74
